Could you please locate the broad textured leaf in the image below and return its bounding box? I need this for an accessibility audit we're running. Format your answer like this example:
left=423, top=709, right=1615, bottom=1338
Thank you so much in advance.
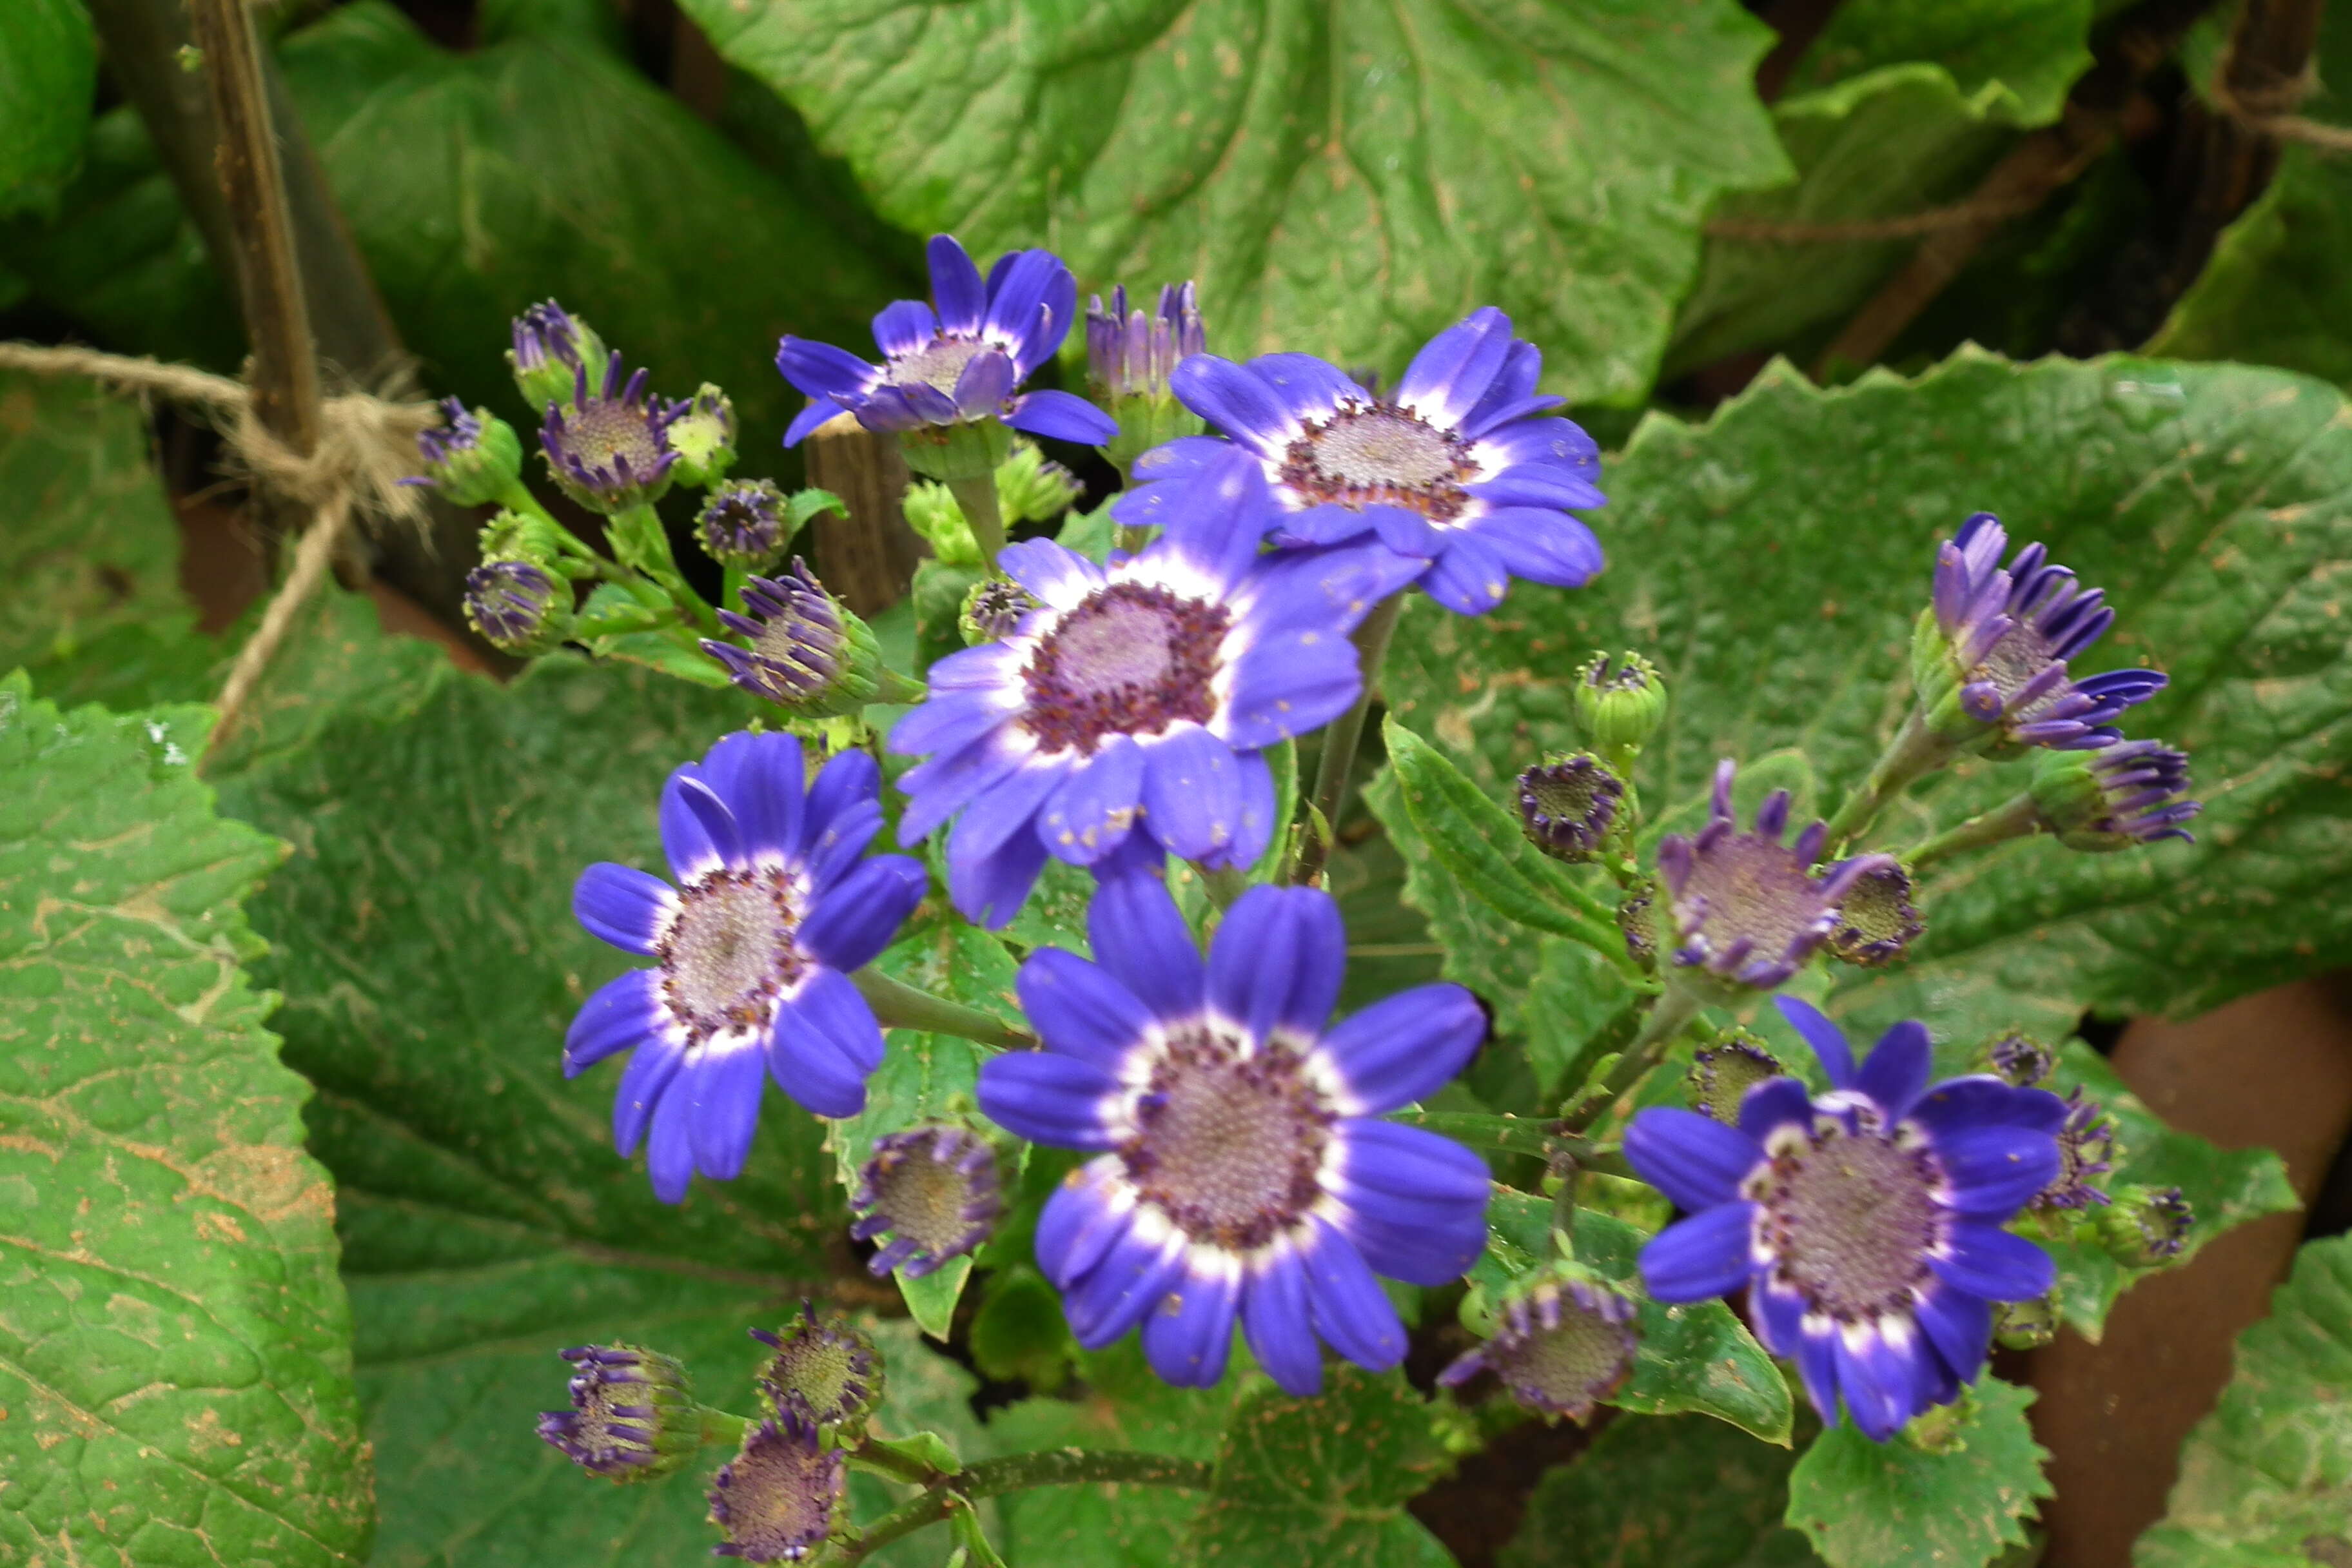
left=986, top=1342, right=1237, bottom=1568
left=1185, top=1366, right=1455, bottom=1565
left=2039, top=1041, right=2297, bottom=1340
left=1501, top=1412, right=1821, bottom=1568
left=1381, top=352, right=2352, bottom=1051
left=0, top=680, right=372, bottom=1566
left=1781, top=0, right=2093, bottom=122
left=2146, top=0, right=2352, bottom=393
left=677, top=0, right=1791, bottom=408
left=217, top=656, right=855, bottom=1563
left=1474, top=1191, right=1792, bottom=1442
left=831, top=919, right=1024, bottom=1338
left=0, top=0, right=96, bottom=217
left=1783, top=1379, right=2051, bottom=1568
left=2133, top=1235, right=2352, bottom=1568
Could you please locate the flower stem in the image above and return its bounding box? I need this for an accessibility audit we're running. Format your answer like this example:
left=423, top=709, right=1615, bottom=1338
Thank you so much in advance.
left=839, top=1451, right=1215, bottom=1562
left=850, top=1435, right=948, bottom=1487
left=851, top=969, right=1034, bottom=1052
left=698, top=1407, right=752, bottom=1447
left=1287, top=592, right=1406, bottom=886
left=946, top=473, right=1008, bottom=573
left=1908, top=791, right=2043, bottom=869
left=1823, top=709, right=1951, bottom=852
left=608, top=504, right=721, bottom=636
left=1559, top=980, right=1705, bottom=1135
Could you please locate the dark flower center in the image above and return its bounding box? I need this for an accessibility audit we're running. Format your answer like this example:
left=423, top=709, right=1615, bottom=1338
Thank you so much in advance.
left=1755, top=1122, right=1943, bottom=1322
left=1682, top=837, right=1827, bottom=964
left=870, top=1149, right=981, bottom=1255
left=1021, top=582, right=1228, bottom=755
left=1121, top=1026, right=1334, bottom=1252
left=564, top=398, right=665, bottom=477
left=886, top=335, right=986, bottom=395
left=1280, top=401, right=1474, bottom=520
left=660, top=868, right=801, bottom=1044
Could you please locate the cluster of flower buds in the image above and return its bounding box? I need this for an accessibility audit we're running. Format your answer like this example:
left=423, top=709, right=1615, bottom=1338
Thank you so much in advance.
left=703, top=562, right=889, bottom=717
left=1086, top=282, right=1208, bottom=473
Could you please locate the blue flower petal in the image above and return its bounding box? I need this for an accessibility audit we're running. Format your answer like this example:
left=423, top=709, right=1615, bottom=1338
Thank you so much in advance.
left=1931, top=1221, right=2057, bottom=1301
left=1317, top=983, right=1485, bottom=1113
left=1275, top=500, right=1382, bottom=547
left=1913, top=1284, right=1993, bottom=1387
left=1334, top=1206, right=1486, bottom=1288
left=1170, top=355, right=1296, bottom=455
left=999, top=537, right=1106, bottom=608
left=952, top=345, right=1017, bottom=418
left=807, top=799, right=885, bottom=893
left=800, top=856, right=926, bottom=974
left=1854, top=1021, right=1934, bottom=1118
left=565, top=968, right=663, bottom=1079
left=573, top=863, right=673, bottom=956
left=1637, top=1201, right=1757, bottom=1301
left=1087, top=870, right=1207, bottom=1022
left=1465, top=467, right=1605, bottom=511
left=872, top=300, right=939, bottom=359
left=1934, top=1124, right=2062, bottom=1217
left=1151, top=448, right=1277, bottom=591
left=1793, top=1321, right=1841, bottom=1431
left=776, top=337, right=878, bottom=404
left=978, top=1052, right=1122, bottom=1150
left=1737, top=1077, right=1814, bottom=1142
left=612, top=1031, right=685, bottom=1155
left=1217, top=630, right=1362, bottom=750
left=1242, top=1243, right=1323, bottom=1396
left=926, top=235, right=986, bottom=336
left=1196, top=747, right=1275, bottom=874
left=701, top=730, right=805, bottom=866
left=767, top=1007, right=871, bottom=1121
left=1140, top=725, right=1244, bottom=862
left=1300, top=1218, right=1406, bottom=1371
left=790, top=963, right=887, bottom=1073
left=981, top=250, right=1063, bottom=358
left=950, top=760, right=1066, bottom=866
left=951, top=821, right=1052, bottom=932
left=660, top=767, right=732, bottom=880
left=1418, top=531, right=1510, bottom=616
left=1130, top=435, right=1235, bottom=485
left=1397, top=307, right=1514, bottom=426
left=1208, top=885, right=1346, bottom=1043
left=1034, top=1159, right=1132, bottom=1288
left=689, top=1035, right=766, bottom=1181
left=1475, top=510, right=1604, bottom=589
left=1338, top=1119, right=1493, bottom=1208
left=1749, top=1277, right=1807, bottom=1358
left=1912, top=1077, right=2066, bottom=1137
left=785, top=397, right=844, bottom=447
left=646, top=1068, right=696, bottom=1203
left=1366, top=502, right=1441, bottom=559
left=1774, top=997, right=1857, bottom=1088
left=1039, top=735, right=1146, bottom=865
left=1142, top=1254, right=1241, bottom=1387
left=1624, top=1108, right=1765, bottom=1213
left=1065, top=1228, right=1186, bottom=1350
left=1017, top=948, right=1155, bottom=1072
left=1834, top=1328, right=1919, bottom=1442
left=1247, top=351, right=1358, bottom=422
left=890, top=691, right=1015, bottom=768
left=1006, top=389, right=1119, bottom=445
left=1234, top=541, right=1428, bottom=637
left=1474, top=415, right=1602, bottom=473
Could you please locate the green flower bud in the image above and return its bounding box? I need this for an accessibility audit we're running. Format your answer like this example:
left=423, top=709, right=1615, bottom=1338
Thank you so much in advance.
left=477, top=509, right=568, bottom=571
left=961, top=578, right=1040, bottom=646
left=995, top=440, right=1085, bottom=526
left=2093, top=1185, right=2193, bottom=1268
left=409, top=399, right=523, bottom=507
left=904, top=482, right=983, bottom=568
left=1571, top=652, right=1668, bottom=755
left=1992, top=1293, right=2060, bottom=1351
left=464, top=560, right=574, bottom=656
left=507, top=300, right=608, bottom=412
left=705, top=563, right=887, bottom=718
left=664, top=383, right=738, bottom=488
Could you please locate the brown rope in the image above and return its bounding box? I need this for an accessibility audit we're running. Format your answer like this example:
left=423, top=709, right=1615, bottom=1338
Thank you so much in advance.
left=2209, top=56, right=2352, bottom=153
left=0, top=339, right=446, bottom=761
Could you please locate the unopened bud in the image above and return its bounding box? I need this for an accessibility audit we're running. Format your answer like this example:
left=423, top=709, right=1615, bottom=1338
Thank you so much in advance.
left=464, top=560, right=573, bottom=655
left=961, top=578, right=1039, bottom=646
left=749, top=1304, right=883, bottom=1431
left=508, top=299, right=607, bottom=411
left=665, top=383, right=738, bottom=488
left=1571, top=652, right=1667, bottom=755
left=409, top=398, right=522, bottom=506
left=536, top=1344, right=699, bottom=1482
left=1685, top=1030, right=1783, bottom=1124
left=704, top=562, right=884, bottom=717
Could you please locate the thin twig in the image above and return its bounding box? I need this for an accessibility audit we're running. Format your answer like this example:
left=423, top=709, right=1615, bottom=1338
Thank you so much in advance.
left=1706, top=192, right=2059, bottom=244
left=207, top=495, right=351, bottom=765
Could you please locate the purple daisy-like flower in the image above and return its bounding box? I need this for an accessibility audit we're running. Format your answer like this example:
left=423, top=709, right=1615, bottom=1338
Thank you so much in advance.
left=709, top=1404, right=845, bottom=1562
left=850, top=1124, right=1003, bottom=1278
left=537, top=1344, right=698, bottom=1482
left=776, top=234, right=1117, bottom=449
left=1122, top=307, right=1604, bottom=615
left=1656, top=760, right=1896, bottom=990
left=1931, top=513, right=2167, bottom=750
left=888, top=449, right=1422, bottom=928
left=540, top=351, right=684, bottom=512
left=1626, top=997, right=2065, bottom=1440
left=565, top=732, right=926, bottom=1202
left=976, top=875, right=1491, bottom=1395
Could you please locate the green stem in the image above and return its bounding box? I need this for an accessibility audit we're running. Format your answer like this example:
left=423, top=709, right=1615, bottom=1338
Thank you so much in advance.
left=852, top=969, right=1034, bottom=1052
left=495, top=476, right=562, bottom=529
left=1908, top=791, right=2043, bottom=869
left=1823, top=709, right=1951, bottom=852
left=876, top=666, right=931, bottom=705
left=698, top=1407, right=752, bottom=1447
left=608, top=504, right=721, bottom=636
left=1560, top=981, right=1705, bottom=1135
left=946, top=473, right=1008, bottom=573
left=1288, top=592, right=1406, bottom=885
left=840, top=1451, right=1215, bottom=1563
left=850, top=1436, right=947, bottom=1487
left=1115, top=522, right=1152, bottom=555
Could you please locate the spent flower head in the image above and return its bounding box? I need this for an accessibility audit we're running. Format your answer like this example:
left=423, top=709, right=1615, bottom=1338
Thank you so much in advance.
left=977, top=873, right=1491, bottom=1395
left=696, top=480, right=794, bottom=573
left=1685, top=1029, right=1783, bottom=1125
left=539, top=351, right=684, bottom=513
left=851, top=1124, right=1003, bottom=1279
left=2096, top=1185, right=2194, bottom=1266
left=1627, top=998, right=2064, bottom=1440
left=1516, top=753, right=1623, bottom=864
left=665, top=383, right=738, bottom=487
left=707, top=1405, right=847, bottom=1563
left=1986, top=1033, right=2057, bottom=1088
left=536, top=1344, right=699, bottom=1482
left=750, top=1305, right=882, bottom=1429
left=959, top=577, right=1040, bottom=646
left=2032, top=1088, right=2115, bottom=1211
left=1827, top=861, right=1925, bottom=968
left=1438, top=1270, right=1637, bottom=1421
left=565, top=732, right=925, bottom=1200
left=1122, top=306, right=1605, bottom=616
left=704, top=563, right=886, bottom=718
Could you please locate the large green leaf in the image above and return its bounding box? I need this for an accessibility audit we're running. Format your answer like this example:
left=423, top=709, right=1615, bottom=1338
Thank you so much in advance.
left=216, top=656, right=858, bottom=1564
left=1780, top=0, right=2093, bottom=122
left=2133, top=1234, right=2352, bottom=1568
left=1381, top=351, right=2352, bottom=1050
left=0, top=0, right=96, bottom=217
left=0, top=680, right=372, bottom=1566
left=1184, top=1366, right=1455, bottom=1565
left=676, top=0, right=1790, bottom=409
left=2146, top=0, right=2352, bottom=392
left=1501, top=1412, right=1821, bottom=1568
left=1783, top=1379, right=2050, bottom=1568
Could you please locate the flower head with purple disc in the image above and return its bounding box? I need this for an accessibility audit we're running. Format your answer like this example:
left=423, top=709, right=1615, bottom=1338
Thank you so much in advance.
left=776, top=234, right=1116, bottom=449
left=977, top=874, right=1491, bottom=1395
left=537, top=1344, right=699, bottom=1482
left=1437, top=1272, right=1637, bottom=1421
left=709, top=1403, right=845, bottom=1562
left=1929, top=513, right=2166, bottom=750
left=565, top=732, right=926, bottom=1202
left=1656, top=760, right=1896, bottom=991
left=1625, top=997, right=2064, bottom=1440
left=850, top=1124, right=1003, bottom=1279
left=540, top=351, right=685, bottom=513
left=888, top=449, right=1423, bottom=928
left=1122, top=307, right=1604, bottom=615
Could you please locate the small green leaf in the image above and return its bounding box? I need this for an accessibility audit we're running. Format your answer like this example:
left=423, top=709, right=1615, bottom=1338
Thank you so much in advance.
left=2133, top=1234, right=2352, bottom=1567
left=1185, top=1366, right=1454, bottom=1566
left=788, top=487, right=850, bottom=527
left=0, top=680, right=372, bottom=1565
left=1781, top=0, right=2094, bottom=122
left=1501, top=1411, right=1821, bottom=1568
left=0, top=0, right=96, bottom=217
left=1784, top=1378, right=2051, bottom=1568
left=1476, top=1191, right=1792, bottom=1442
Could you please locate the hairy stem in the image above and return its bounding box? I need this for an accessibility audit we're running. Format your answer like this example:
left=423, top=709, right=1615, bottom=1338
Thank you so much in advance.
left=841, top=1451, right=1215, bottom=1562
left=852, top=970, right=1034, bottom=1052
left=1823, top=710, right=1950, bottom=851
left=1560, top=981, right=1706, bottom=1136
left=1288, top=593, right=1406, bottom=885
left=850, top=1435, right=946, bottom=1487
left=1908, top=792, right=2043, bottom=869
left=946, top=473, right=1008, bottom=572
